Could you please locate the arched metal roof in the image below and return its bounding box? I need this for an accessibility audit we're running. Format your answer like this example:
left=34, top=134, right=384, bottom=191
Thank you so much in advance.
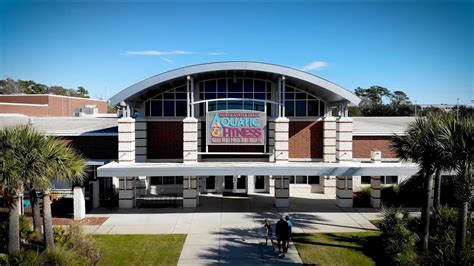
left=110, top=61, right=360, bottom=106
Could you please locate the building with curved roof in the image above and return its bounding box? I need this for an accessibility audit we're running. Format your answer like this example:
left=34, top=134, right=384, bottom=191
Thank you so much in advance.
left=95, top=61, right=418, bottom=209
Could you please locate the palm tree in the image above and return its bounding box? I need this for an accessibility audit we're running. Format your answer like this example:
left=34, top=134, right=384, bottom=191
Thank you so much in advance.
left=0, top=126, right=49, bottom=254
left=0, top=125, right=86, bottom=253
left=391, top=116, right=442, bottom=252
left=435, top=114, right=473, bottom=256
left=40, top=136, right=86, bottom=248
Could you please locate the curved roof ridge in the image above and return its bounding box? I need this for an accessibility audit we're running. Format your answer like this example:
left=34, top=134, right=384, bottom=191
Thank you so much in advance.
left=110, top=61, right=360, bottom=105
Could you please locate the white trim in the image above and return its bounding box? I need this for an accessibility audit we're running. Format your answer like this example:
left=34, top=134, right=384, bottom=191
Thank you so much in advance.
left=0, top=102, right=48, bottom=107
left=0, top=94, right=108, bottom=102
left=98, top=161, right=419, bottom=177
left=110, top=61, right=360, bottom=106
left=353, top=132, right=405, bottom=136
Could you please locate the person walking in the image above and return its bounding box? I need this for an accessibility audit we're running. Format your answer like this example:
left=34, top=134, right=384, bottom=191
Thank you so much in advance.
left=263, top=219, right=275, bottom=250
left=275, top=215, right=289, bottom=256
left=285, top=215, right=293, bottom=250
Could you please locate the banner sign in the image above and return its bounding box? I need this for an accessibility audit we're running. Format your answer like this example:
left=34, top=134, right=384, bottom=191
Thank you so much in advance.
left=206, top=110, right=266, bottom=145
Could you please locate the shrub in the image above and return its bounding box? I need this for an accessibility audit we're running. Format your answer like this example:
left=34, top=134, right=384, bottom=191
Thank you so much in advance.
left=42, top=244, right=86, bottom=265
left=379, top=207, right=418, bottom=266
left=381, top=185, right=400, bottom=206
left=427, top=205, right=473, bottom=265
left=62, top=224, right=101, bottom=265
left=53, top=226, right=68, bottom=244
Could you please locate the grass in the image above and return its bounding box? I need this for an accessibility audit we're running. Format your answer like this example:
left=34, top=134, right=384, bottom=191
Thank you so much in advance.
left=369, top=219, right=382, bottom=229
left=92, top=234, right=186, bottom=266
left=293, top=232, right=382, bottom=266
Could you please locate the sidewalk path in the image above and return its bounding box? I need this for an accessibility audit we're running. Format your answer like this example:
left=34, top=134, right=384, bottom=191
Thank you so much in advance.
left=85, top=193, right=382, bottom=265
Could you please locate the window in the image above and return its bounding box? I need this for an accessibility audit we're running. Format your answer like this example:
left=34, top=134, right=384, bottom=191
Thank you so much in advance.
left=284, top=85, right=325, bottom=117
left=206, top=176, right=215, bottom=190
left=361, top=176, right=371, bottom=184
left=149, top=176, right=183, bottom=185
left=149, top=176, right=163, bottom=185
left=296, top=176, right=307, bottom=184
left=383, top=176, right=398, bottom=185
left=163, top=176, right=175, bottom=185
left=290, top=176, right=320, bottom=185
left=360, top=176, right=399, bottom=185
left=255, top=176, right=265, bottom=189
left=308, top=176, right=320, bottom=184
left=144, top=86, right=188, bottom=117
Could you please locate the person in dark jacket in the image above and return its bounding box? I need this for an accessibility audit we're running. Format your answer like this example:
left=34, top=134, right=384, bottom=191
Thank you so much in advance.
left=275, top=216, right=289, bottom=254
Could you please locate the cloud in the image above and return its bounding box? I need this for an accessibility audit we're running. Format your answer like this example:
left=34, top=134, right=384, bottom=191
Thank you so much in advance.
left=126, top=50, right=194, bottom=56
left=161, top=57, right=173, bottom=63
left=299, top=61, right=328, bottom=71
left=207, top=52, right=227, bottom=55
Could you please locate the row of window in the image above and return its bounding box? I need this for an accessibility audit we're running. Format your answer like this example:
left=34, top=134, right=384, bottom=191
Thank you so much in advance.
left=290, top=176, right=320, bottom=185
left=147, top=176, right=398, bottom=186
left=143, top=78, right=327, bottom=117
left=149, top=176, right=183, bottom=185
left=361, top=176, right=398, bottom=185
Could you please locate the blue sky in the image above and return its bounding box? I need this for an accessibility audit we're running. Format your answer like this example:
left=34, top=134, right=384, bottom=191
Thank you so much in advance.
left=1, top=1, right=472, bottom=104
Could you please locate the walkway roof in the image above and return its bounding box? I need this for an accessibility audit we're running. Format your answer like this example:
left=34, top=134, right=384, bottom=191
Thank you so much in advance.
left=110, top=61, right=361, bottom=106
left=97, top=161, right=419, bottom=177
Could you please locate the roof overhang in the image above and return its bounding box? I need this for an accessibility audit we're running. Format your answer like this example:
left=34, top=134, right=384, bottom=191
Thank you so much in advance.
left=97, top=161, right=419, bottom=177
left=110, top=61, right=361, bottom=106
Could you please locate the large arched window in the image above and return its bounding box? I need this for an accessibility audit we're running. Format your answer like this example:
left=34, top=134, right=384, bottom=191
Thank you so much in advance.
left=143, top=78, right=326, bottom=117
left=144, top=85, right=187, bottom=117
left=284, top=85, right=326, bottom=117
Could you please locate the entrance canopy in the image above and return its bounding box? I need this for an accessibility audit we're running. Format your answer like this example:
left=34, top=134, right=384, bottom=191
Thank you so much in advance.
left=110, top=61, right=361, bottom=106
left=97, top=161, right=419, bottom=177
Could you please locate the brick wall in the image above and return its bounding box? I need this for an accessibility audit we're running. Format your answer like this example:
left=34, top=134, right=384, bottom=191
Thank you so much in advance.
left=352, top=136, right=397, bottom=158
left=148, top=121, right=183, bottom=159
left=0, top=95, right=108, bottom=116
left=61, top=136, right=118, bottom=160
left=289, top=121, right=323, bottom=159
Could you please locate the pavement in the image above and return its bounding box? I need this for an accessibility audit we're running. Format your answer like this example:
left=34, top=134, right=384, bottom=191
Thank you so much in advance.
left=85, top=193, right=382, bottom=265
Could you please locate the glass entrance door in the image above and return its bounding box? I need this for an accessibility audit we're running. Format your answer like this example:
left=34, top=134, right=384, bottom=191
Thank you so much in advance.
left=223, top=175, right=247, bottom=194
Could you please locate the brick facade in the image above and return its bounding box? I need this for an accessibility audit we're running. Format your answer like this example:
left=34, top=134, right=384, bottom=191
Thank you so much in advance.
left=289, top=121, right=323, bottom=159
left=61, top=136, right=118, bottom=160
left=352, top=136, right=397, bottom=159
left=147, top=121, right=183, bottom=159
left=0, top=95, right=107, bottom=116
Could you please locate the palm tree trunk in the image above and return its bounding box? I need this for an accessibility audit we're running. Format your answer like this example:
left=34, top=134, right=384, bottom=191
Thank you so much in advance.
left=433, top=168, right=442, bottom=209
left=7, top=192, right=21, bottom=255
left=420, top=171, right=433, bottom=252
left=455, top=201, right=468, bottom=257
left=42, top=188, right=54, bottom=248
left=30, top=189, right=43, bottom=240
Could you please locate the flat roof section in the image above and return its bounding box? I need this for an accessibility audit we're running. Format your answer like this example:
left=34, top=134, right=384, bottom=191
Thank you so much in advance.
left=97, top=161, right=419, bottom=177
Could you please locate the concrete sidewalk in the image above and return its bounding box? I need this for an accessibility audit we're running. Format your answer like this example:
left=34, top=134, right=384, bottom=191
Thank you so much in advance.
left=85, top=193, right=382, bottom=265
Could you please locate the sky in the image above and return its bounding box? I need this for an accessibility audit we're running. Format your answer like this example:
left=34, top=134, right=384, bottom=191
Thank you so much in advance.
left=0, top=1, right=473, bottom=105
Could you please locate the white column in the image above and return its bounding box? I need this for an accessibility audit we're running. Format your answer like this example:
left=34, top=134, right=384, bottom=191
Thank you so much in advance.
left=247, top=175, right=255, bottom=194
left=323, top=117, right=337, bottom=163
left=118, top=117, right=136, bottom=208
left=268, top=121, right=275, bottom=162
left=269, top=176, right=275, bottom=196
left=336, top=176, right=353, bottom=207
left=322, top=117, right=337, bottom=196
left=118, top=117, right=135, bottom=164
left=118, top=177, right=135, bottom=208
left=274, top=176, right=290, bottom=207
left=336, top=117, right=353, bottom=162
left=135, top=118, right=147, bottom=162
left=73, top=187, right=86, bottom=220
left=370, top=150, right=382, bottom=208
left=274, top=117, right=289, bottom=163
left=183, top=176, right=198, bottom=207
left=183, top=117, right=198, bottom=163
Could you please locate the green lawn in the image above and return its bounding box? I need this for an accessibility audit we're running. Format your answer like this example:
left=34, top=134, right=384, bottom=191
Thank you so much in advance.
left=293, top=232, right=381, bottom=266
left=92, top=234, right=186, bottom=266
